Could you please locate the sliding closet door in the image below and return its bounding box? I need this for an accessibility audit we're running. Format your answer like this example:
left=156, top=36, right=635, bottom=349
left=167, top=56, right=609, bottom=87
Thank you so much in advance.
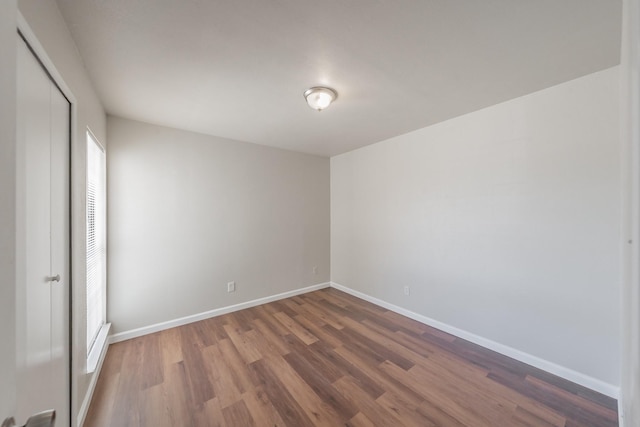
left=49, top=58, right=71, bottom=427
left=16, top=34, right=70, bottom=427
left=16, top=33, right=52, bottom=420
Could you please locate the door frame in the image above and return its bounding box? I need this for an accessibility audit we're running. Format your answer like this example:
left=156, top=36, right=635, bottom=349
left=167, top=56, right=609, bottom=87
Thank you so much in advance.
left=17, top=12, right=77, bottom=427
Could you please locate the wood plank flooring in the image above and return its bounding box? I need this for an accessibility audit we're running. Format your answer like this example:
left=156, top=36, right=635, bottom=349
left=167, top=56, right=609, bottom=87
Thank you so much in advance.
left=84, top=288, right=618, bottom=427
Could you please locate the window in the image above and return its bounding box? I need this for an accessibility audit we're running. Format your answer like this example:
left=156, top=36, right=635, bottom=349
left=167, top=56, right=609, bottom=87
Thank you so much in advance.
left=86, top=130, right=106, bottom=359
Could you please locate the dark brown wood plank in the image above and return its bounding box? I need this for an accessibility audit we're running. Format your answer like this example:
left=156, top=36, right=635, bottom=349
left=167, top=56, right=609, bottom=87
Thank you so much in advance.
left=242, top=387, right=287, bottom=427
left=247, top=358, right=315, bottom=426
left=179, top=325, right=216, bottom=405
left=221, top=400, right=255, bottom=427
left=282, top=350, right=358, bottom=420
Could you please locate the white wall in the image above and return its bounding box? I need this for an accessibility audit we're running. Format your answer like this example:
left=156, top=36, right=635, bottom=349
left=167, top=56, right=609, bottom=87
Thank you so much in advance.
left=17, top=1, right=107, bottom=425
left=107, top=117, right=330, bottom=334
left=331, top=67, right=621, bottom=390
left=0, top=0, right=18, bottom=422
left=621, top=0, right=640, bottom=423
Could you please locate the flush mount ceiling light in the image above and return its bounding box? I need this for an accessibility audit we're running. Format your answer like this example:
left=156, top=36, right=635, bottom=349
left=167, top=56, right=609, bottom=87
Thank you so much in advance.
left=304, top=86, right=338, bottom=111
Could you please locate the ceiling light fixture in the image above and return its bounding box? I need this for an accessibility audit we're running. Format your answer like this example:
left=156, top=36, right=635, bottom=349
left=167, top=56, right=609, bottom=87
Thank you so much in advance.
left=304, top=86, right=338, bottom=111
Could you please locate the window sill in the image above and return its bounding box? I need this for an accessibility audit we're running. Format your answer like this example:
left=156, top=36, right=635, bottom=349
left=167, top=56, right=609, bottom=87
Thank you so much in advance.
left=87, top=323, right=111, bottom=373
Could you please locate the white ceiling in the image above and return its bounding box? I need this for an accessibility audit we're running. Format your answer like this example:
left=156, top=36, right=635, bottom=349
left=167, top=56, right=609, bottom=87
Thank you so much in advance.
left=55, top=0, right=621, bottom=157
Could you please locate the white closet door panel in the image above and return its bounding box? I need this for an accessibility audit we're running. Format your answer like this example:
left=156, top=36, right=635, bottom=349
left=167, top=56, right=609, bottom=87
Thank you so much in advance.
left=15, top=35, right=69, bottom=426
left=50, top=83, right=70, bottom=427
left=16, top=36, right=52, bottom=423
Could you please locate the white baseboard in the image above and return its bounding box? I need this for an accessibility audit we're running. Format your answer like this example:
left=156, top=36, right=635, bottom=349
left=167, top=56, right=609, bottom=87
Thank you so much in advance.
left=77, top=323, right=111, bottom=427
left=329, top=281, right=620, bottom=399
left=109, top=282, right=331, bottom=344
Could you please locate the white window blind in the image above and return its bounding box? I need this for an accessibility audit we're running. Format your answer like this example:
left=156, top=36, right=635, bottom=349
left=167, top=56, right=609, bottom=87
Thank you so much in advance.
left=86, top=130, right=106, bottom=355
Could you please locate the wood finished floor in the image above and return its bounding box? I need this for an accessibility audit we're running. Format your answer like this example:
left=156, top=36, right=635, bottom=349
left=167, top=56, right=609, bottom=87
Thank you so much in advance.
left=85, top=288, right=618, bottom=427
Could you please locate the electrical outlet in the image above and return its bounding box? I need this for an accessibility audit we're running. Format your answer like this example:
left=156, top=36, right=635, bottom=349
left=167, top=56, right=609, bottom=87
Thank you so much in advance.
left=403, top=285, right=410, bottom=296
left=313, top=266, right=318, bottom=275
left=227, top=281, right=235, bottom=292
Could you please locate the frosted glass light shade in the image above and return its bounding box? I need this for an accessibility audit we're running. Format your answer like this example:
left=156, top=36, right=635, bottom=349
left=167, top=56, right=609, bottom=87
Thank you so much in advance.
left=304, top=87, right=337, bottom=111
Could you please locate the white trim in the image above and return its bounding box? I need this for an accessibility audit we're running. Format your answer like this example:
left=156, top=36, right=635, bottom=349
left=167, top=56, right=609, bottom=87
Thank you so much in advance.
left=109, top=282, right=331, bottom=343
left=87, top=323, right=110, bottom=373
left=620, top=1, right=640, bottom=427
left=77, top=323, right=110, bottom=427
left=17, top=12, right=77, bottom=105
left=329, top=281, right=620, bottom=399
